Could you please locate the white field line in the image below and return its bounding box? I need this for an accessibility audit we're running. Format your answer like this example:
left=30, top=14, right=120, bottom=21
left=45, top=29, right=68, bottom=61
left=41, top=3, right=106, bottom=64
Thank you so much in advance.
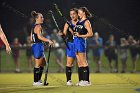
left=0, top=85, right=60, bottom=90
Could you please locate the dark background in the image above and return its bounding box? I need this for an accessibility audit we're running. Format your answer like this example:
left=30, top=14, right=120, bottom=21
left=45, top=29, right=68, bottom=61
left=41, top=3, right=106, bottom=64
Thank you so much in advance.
left=0, top=0, right=140, bottom=44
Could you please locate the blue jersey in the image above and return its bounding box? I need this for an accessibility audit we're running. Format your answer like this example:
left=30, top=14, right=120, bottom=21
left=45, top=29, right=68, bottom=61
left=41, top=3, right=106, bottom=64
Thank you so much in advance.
left=66, top=20, right=77, bottom=58
left=31, top=24, right=45, bottom=59
left=73, top=19, right=88, bottom=53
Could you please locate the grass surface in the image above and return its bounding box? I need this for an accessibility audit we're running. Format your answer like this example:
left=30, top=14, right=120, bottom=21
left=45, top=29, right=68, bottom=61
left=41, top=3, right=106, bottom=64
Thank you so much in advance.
left=0, top=49, right=140, bottom=92
left=0, top=73, right=140, bottom=93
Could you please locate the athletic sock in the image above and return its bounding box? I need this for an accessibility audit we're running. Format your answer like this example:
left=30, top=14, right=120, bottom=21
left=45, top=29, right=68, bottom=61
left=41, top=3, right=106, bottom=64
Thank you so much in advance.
left=34, top=67, right=40, bottom=82
left=66, top=66, right=72, bottom=82
left=85, top=66, right=90, bottom=82
left=78, top=67, right=83, bottom=81
left=83, top=67, right=88, bottom=81
left=39, top=66, right=44, bottom=81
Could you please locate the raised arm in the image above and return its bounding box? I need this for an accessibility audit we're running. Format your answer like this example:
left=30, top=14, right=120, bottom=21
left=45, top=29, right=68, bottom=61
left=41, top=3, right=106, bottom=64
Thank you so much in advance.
left=0, top=25, right=11, bottom=54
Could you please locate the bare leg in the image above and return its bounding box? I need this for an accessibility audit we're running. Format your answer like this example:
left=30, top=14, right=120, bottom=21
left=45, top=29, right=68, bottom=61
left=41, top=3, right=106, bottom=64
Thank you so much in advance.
left=66, top=57, right=74, bottom=67
left=76, top=53, right=88, bottom=67
left=76, top=52, right=89, bottom=82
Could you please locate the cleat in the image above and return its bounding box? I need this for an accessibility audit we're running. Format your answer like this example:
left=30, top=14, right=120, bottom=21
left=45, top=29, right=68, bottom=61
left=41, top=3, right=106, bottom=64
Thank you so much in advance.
left=66, top=80, right=72, bottom=86
left=76, top=80, right=91, bottom=86
left=33, top=82, right=43, bottom=86
left=76, top=80, right=85, bottom=86
left=84, top=81, right=92, bottom=86
left=38, top=80, right=43, bottom=83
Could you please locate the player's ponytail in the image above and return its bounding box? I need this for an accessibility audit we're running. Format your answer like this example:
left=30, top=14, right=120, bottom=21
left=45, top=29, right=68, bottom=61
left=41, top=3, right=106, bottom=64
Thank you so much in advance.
left=31, top=11, right=39, bottom=20
left=79, top=7, right=92, bottom=19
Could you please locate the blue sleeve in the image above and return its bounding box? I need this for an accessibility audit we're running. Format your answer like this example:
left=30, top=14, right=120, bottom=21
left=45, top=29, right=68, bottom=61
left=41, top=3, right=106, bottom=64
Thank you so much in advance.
left=99, top=38, right=103, bottom=45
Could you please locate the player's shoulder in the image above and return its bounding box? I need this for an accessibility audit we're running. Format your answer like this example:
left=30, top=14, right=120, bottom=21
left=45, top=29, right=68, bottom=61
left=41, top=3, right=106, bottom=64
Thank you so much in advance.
left=85, top=19, right=90, bottom=23
left=84, top=19, right=91, bottom=25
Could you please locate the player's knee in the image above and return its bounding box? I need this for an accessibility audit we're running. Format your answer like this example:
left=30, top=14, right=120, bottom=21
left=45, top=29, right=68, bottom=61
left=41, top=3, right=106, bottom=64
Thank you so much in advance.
left=34, top=64, right=40, bottom=68
left=81, top=61, right=88, bottom=67
left=66, top=61, right=73, bottom=67
left=66, top=63, right=72, bottom=67
left=41, top=61, right=46, bottom=67
left=77, top=62, right=82, bottom=67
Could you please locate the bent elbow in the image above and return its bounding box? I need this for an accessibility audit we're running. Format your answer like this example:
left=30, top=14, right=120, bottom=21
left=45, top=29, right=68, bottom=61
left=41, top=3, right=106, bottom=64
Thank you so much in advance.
left=89, top=32, right=93, bottom=37
left=37, top=35, right=42, bottom=41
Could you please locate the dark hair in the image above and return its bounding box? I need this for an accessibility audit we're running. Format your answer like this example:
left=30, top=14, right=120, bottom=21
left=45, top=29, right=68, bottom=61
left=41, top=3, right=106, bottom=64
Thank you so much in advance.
left=70, top=8, right=78, bottom=14
left=79, top=7, right=92, bottom=19
left=31, top=11, right=39, bottom=20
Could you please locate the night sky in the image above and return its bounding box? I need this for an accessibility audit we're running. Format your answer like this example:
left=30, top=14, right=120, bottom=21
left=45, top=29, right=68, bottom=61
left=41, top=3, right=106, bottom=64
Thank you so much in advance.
left=0, top=0, right=140, bottom=43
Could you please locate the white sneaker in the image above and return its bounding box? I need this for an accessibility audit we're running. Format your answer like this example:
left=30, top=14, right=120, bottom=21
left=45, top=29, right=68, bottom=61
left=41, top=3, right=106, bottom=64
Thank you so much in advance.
left=66, top=80, right=72, bottom=86
left=76, top=81, right=80, bottom=86
left=79, top=81, right=87, bottom=86
left=38, top=80, right=43, bottom=84
left=33, top=82, right=43, bottom=86
left=76, top=80, right=82, bottom=86
left=84, top=81, right=91, bottom=86
left=76, top=80, right=86, bottom=86
left=76, top=80, right=91, bottom=86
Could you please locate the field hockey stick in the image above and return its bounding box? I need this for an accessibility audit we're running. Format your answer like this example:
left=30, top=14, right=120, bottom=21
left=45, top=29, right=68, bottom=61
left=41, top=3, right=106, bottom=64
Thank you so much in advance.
left=49, top=10, right=70, bottom=50
left=53, top=4, right=76, bottom=34
left=44, top=45, right=51, bottom=85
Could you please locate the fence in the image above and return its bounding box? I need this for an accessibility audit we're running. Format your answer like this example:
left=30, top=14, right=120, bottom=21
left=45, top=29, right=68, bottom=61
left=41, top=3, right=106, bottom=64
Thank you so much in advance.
left=0, top=45, right=140, bottom=73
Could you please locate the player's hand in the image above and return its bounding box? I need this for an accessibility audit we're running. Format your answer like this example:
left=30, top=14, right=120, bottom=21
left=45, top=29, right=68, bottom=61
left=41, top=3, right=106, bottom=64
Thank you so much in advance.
left=6, top=45, right=11, bottom=54
left=74, top=32, right=80, bottom=37
left=48, top=40, right=55, bottom=47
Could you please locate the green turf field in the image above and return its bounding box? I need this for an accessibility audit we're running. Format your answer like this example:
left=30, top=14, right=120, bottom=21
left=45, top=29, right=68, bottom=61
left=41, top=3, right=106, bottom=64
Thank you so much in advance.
left=0, top=73, right=140, bottom=93
left=0, top=49, right=140, bottom=92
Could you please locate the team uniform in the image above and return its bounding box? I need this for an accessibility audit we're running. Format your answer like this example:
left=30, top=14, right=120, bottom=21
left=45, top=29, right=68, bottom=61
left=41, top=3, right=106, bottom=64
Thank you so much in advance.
left=66, top=20, right=76, bottom=58
left=31, top=24, right=45, bottom=59
left=31, top=24, right=45, bottom=86
left=74, top=19, right=88, bottom=53
left=65, top=20, right=77, bottom=85
left=74, top=19, right=91, bottom=86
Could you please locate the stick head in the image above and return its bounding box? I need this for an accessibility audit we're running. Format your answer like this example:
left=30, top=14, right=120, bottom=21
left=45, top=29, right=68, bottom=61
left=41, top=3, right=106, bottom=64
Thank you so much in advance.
left=53, top=3, right=63, bottom=17
left=53, top=3, right=57, bottom=9
left=44, top=82, right=49, bottom=86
